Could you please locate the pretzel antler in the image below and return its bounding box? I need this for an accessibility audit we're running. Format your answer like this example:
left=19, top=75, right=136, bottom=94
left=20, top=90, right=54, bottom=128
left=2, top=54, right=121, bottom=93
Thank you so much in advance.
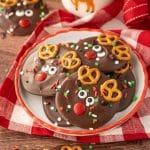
left=0, top=0, right=17, bottom=7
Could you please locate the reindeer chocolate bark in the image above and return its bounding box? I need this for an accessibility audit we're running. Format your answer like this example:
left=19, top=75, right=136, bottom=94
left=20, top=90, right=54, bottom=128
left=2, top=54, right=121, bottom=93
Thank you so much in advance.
left=0, top=0, right=48, bottom=35
left=55, top=66, right=121, bottom=129
left=20, top=43, right=82, bottom=96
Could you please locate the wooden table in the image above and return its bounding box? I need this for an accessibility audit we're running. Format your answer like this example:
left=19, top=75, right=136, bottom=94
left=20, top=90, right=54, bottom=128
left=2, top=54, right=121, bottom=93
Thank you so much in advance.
left=0, top=0, right=150, bottom=149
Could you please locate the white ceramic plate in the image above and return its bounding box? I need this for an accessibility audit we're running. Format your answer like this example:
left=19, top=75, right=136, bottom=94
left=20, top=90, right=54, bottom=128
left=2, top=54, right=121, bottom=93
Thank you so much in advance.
left=15, top=29, right=148, bottom=136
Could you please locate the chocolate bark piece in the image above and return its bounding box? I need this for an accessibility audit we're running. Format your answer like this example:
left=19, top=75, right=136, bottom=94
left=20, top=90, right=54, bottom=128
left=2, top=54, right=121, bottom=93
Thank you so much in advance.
left=55, top=72, right=120, bottom=129
left=76, top=37, right=128, bottom=73
left=20, top=44, right=71, bottom=96
left=0, top=0, right=48, bottom=36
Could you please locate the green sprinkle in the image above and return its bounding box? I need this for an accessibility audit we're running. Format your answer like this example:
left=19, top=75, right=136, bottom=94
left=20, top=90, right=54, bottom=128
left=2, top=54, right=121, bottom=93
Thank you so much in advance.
left=89, top=145, right=93, bottom=149
left=109, top=103, right=113, bottom=108
left=66, top=72, right=71, bottom=77
left=88, top=43, right=93, bottom=48
left=55, top=88, right=60, bottom=93
left=64, top=93, right=67, bottom=96
left=0, top=6, right=4, bottom=13
left=112, top=42, right=117, bottom=47
left=78, top=86, right=82, bottom=91
left=65, top=108, right=70, bottom=112
left=40, top=5, right=44, bottom=10
left=56, top=55, right=60, bottom=59
left=88, top=111, right=92, bottom=116
left=128, top=80, right=135, bottom=88
left=26, top=80, right=29, bottom=83
left=54, top=108, right=58, bottom=112
left=94, top=98, right=99, bottom=103
left=95, top=62, right=99, bottom=66
left=132, top=95, right=138, bottom=102
left=124, top=80, right=127, bottom=84
left=86, top=89, right=90, bottom=93
left=93, top=118, right=97, bottom=122
left=39, top=12, right=45, bottom=18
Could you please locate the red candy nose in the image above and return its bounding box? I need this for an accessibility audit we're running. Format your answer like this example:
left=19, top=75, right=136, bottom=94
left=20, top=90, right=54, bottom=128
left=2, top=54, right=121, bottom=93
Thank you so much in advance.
left=35, top=72, right=47, bottom=81
left=73, top=102, right=86, bottom=116
left=19, top=18, right=30, bottom=28
left=84, top=51, right=97, bottom=60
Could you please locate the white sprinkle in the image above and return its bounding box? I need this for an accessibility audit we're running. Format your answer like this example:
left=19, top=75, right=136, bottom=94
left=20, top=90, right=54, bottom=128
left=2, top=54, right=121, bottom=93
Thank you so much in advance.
left=33, top=58, right=37, bottom=62
left=5, top=14, right=9, bottom=19
left=17, top=3, right=21, bottom=6
left=67, top=105, right=71, bottom=109
left=89, top=128, right=94, bottom=130
left=96, top=58, right=100, bottom=61
left=70, top=44, right=74, bottom=48
left=66, top=121, right=70, bottom=125
left=9, top=12, right=14, bottom=17
left=84, top=42, right=88, bottom=45
left=54, top=122, right=58, bottom=126
left=50, top=106, right=54, bottom=110
left=57, top=85, right=61, bottom=89
left=10, top=28, right=14, bottom=32
left=92, top=114, right=97, bottom=118
left=75, top=45, right=79, bottom=50
left=97, top=52, right=106, bottom=58
left=84, top=47, right=88, bottom=50
left=114, top=60, right=119, bottom=65
left=20, top=71, right=24, bottom=75
left=66, top=90, right=70, bottom=94
left=57, top=117, right=62, bottom=122
left=23, top=1, right=27, bottom=5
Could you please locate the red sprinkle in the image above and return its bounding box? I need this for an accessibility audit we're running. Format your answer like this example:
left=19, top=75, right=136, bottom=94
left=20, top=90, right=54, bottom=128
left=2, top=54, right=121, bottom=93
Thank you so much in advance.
left=124, top=92, right=128, bottom=99
left=75, top=90, right=78, bottom=94
left=59, top=106, right=64, bottom=111
left=84, top=51, right=97, bottom=60
left=35, top=72, right=47, bottom=81
left=122, top=84, right=127, bottom=89
left=50, top=80, right=59, bottom=89
left=73, top=102, right=86, bottom=116
left=90, top=106, right=95, bottom=111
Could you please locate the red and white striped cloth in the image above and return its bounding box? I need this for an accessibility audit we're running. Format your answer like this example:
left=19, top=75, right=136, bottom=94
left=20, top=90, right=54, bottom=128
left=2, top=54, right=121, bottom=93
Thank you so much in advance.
left=0, top=0, right=150, bottom=143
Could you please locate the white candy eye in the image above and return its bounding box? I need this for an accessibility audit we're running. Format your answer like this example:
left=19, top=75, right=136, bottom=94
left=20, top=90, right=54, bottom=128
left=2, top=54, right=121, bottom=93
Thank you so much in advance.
left=41, top=65, right=49, bottom=72
left=78, top=90, right=87, bottom=99
left=92, top=45, right=102, bottom=52
left=86, top=97, right=95, bottom=107
left=16, top=10, right=24, bottom=17
left=25, top=9, right=33, bottom=17
left=48, top=66, right=57, bottom=75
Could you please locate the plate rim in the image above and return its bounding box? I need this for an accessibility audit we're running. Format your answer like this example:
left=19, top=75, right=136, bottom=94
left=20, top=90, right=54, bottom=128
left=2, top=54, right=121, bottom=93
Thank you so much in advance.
left=15, top=28, right=148, bottom=136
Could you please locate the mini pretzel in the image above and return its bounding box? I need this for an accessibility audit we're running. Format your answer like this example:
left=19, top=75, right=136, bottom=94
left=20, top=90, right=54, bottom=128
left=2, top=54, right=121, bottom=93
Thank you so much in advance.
left=112, top=45, right=131, bottom=61
left=100, top=79, right=122, bottom=102
left=61, top=51, right=81, bottom=70
left=38, top=44, right=59, bottom=60
left=78, top=65, right=100, bottom=85
left=115, top=62, right=132, bottom=74
left=60, top=145, right=82, bottom=150
left=23, top=0, right=39, bottom=5
left=0, top=0, right=17, bottom=7
left=97, top=33, right=119, bottom=46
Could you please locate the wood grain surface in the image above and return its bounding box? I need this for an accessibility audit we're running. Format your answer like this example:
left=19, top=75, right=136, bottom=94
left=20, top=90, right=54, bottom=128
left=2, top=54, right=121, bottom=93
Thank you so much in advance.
left=0, top=0, right=150, bottom=149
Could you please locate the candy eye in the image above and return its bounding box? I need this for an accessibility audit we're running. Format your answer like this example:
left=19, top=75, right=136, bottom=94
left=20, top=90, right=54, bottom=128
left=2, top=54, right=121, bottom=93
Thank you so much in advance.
left=86, top=97, right=95, bottom=107
left=48, top=66, right=57, bottom=75
left=16, top=10, right=24, bottom=17
left=78, top=90, right=87, bottom=99
left=41, top=65, right=49, bottom=72
left=25, top=9, right=33, bottom=17
left=92, top=45, right=102, bottom=52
